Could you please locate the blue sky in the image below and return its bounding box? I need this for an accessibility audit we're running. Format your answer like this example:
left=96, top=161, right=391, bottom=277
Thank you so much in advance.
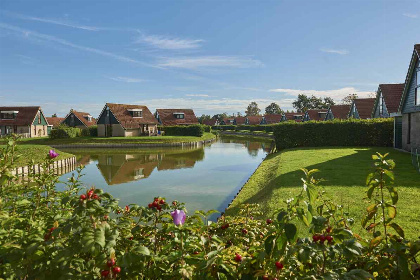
left=0, top=0, right=419, bottom=117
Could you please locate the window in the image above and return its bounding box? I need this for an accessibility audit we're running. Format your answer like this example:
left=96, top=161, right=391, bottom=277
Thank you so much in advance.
left=132, top=111, right=142, bottom=118
left=174, top=113, right=185, bottom=119
left=106, top=107, right=110, bottom=117
left=318, top=112, right=327, bottom=119
left=38, top=112, right=41, bottom=124
left=379, top=93, right=384, bottom=116
left=416, top=69, right=420, bottom=106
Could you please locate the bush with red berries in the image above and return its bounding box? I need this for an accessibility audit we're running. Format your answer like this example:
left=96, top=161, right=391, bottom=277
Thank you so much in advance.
left=0, top=136, right=419, bottom=279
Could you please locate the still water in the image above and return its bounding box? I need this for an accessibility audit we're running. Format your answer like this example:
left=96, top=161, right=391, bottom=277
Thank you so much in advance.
left=59, top=137, right=271, bottom=215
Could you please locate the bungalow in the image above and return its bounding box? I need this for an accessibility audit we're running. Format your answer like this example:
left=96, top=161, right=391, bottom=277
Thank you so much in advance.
left=394, top=44, right=420, bottom=151
left=372, top=84, right=404, bottom=118
left=246, top=116, right=264, bottom=125
left=348, top=98, right=375, bottom=119
left=325, top=105, right=351, bottom=120
left=261, top=114, right=283, bottom=125
left=220, top=118, right=235, bottom=125
left=61, top=109, right=96, bottom=129
left=0, top=106, right=49, bottom=138
left=202, top=119, right=219, bottom=126
left=303, top=110, right=328, bottom=121
left=155, top=109, right=199, bottom=126
left=46, top=117, right=65, bottom=128
left=96, top=103, right=158, bottom=137
left=281, top=112, right=304, bottom=122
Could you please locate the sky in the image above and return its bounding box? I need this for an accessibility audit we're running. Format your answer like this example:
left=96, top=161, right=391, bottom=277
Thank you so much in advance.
left=0, top=0, right=419, bottom=118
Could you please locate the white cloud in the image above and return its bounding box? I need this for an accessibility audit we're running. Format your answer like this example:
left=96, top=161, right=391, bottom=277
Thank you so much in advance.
left=403, top=13, right=418, bottom=18
left=185, top=94, right=211, bottom=97
left=1, top=11, right=100, bottom=31
left=139, top=34, right=204, bottom=49
left=320, top=48, right=349, bottom=55
left=156, top=56, right=263, bottom=69
left=108, top=77, right=146, bottom=83
left=269, top=87, right=374, bottom=100
left=0, top=23, right=150, bottom=66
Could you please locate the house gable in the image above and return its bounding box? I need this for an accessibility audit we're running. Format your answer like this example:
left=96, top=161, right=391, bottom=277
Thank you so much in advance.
left=62, top=112, right=86, bottom=127
left=32, top=109, right=48, bottom=126
left=401, top=47, right=420, bottom=113
left=97, top=105, right=120, bottom=126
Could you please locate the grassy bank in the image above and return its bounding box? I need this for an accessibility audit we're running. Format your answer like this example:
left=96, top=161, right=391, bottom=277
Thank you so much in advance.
left=2, top=133, right=215, bottom=146
left=226, top=147, right=420, bottom=239
left=1, top=145, right=74, bottom=168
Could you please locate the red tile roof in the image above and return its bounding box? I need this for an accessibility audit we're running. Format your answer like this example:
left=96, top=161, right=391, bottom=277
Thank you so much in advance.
left=235, top=117, right=247, bottom=125
left=283, top=112, right=304, bottom=122
left=328, top=105, right=350, bottom=119
left=263, top=114, right=283, bottom=124
left=46, top=117, right=65, bottom=127
left=247, top=116, right=263, bottom=125
left=306, top=109, right=328, bottom=121
left=222, top=118, right=235, bottom=125
left=378, top=83, right=404, bottom=114
left=156, top=109, right=198, bottom=126
left=0, top=106, right=41, bottom=126
left=106, top=103, right=158, bottom=128
left=354, top=98, right=375, bottom=119
left=202, top=119, right=218, bottom=126
left=70, top=110, right=97, bottom=127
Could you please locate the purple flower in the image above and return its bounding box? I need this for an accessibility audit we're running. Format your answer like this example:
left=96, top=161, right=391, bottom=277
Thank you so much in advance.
left=171, top=209, right=186, bottom=226
left=48, top=150, right=59, bottom=159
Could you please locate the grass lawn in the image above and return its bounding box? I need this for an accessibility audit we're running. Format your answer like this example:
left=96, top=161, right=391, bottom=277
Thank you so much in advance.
left=1, top=145, right=74, bottom=168
left=2, top=133, right=215, bottom=146
left=226, top=147, right=420, bottom=239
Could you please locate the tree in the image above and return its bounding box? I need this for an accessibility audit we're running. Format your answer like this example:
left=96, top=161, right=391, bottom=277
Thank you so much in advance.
left=265, top=102, right=283, bottom=115
left=51, top=113, right=57, bottom=118
left=245, top=102, right=261, bottom=116
left=236, top=112, right=243, bottom=117
left=341, top=94, right=358, bottom=105
left=212, top=112, right=228, bottom=122
left=292, top=94, right=336, bottom=112
left=197, top=114, right=211, bottom=124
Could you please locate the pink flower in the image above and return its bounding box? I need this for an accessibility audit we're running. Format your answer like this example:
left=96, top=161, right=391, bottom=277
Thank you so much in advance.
left=171, top=209, right=186, bottom=226
left=48, top=150, right=59, bottom=159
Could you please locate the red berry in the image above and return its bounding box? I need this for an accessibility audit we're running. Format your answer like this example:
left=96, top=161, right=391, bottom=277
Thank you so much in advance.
left=92, top=194, right=99, bottom=200
left=266, top=219, right=272, bottom=225
left=80, top=194, right=86, bottom=200
left=262, top=276, right=269, bottom=280
left=44, top=233, right=51, bottom=241
left=193, top=251, right=199, bottom=255
left=275, top=261, right=284, bottom=270
left=326, top=227, right=332, bottom=233
left=152, top=201, right=158, bottom=207
left=326, top=235, right=333, bottom=243
left=49, top=227, right=56, bottom=232
left=157, top=205, right=162, bottom=211
left=242, top=228, right=248, bottom=234
left=160, top=199, right=165, bottom=204
left=87, top=190, right=94, bottom=198
left=234, top=253, right=242, bottom=262
left=125, top=205, right=130, bottom=212
left=129, top=236, right=133, bottom=240
left=172, top=201, right=177, bottom=206
left=154, top=198, right=159, bottom=202
left=101, top=270, right=110, bottom=277
left=313, top=234, right=320, bottom=242
left=148, top=203, right=153, bottom=208
left=112, top=266, right=121, bottom=274
left=107, top=258, right=115, bottom=267
left=319, top=235, right=327, bottom=243
left=103, top=215, right=109, bottom=220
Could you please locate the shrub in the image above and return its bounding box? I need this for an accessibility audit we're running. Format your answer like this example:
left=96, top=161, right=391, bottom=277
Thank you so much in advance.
left=273, top=119, right=393, bottom=150
left=202, top=125, right=212, bottom=133
left=1, top=137, right=419, bottom=279
left=49, top=125, right=81, bottom=139
left=160, top=124, right=204, bottom=137
left=81, top=125, right=98, bottom=137
left=212, top=125, right=274, bottom=133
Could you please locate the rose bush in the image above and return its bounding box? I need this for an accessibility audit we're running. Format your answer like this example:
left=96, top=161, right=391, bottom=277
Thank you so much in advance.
left=0, top=135, right=419, bottom=279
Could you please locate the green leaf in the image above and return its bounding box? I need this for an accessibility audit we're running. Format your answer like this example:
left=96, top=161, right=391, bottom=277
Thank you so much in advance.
left=134, top=245, right=150, bottom=256
left=369, top=236, right=382, bottom=248
left=276, top=211, right=287, bottom=222
left=387, top=186, right=398, bottom=204
left=284, top=223, right=297, bottom=241
left=383, top=169, right=394, bottom=181
left=389, top=223, right=405, bottom=238
left=386, top=204, right=396, bottom=219
left=305, top=184, right=318, bottom=205
left=343, top=269, right=373, bottom=280
left=264, top=235, right=276, bottom=255
left=366, top=203, right=377, bottom=213
left=366, top=185, right=375, bottom=199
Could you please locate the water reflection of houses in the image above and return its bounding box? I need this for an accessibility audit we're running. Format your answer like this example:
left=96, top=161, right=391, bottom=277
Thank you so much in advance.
left=219, top=139, right=271, bottom=156
left=95, top=148, right=205, bottom=185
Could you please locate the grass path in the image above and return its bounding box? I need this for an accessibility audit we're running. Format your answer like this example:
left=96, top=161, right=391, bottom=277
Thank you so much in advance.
left=226, top=147, right=420, bottom=239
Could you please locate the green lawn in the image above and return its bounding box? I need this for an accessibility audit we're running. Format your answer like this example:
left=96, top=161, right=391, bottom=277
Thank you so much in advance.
left=226, top=147, right=420, bottom=239
left=1, top=145, right=74, bottom=168
left=2, top=133, right=215, bottom=146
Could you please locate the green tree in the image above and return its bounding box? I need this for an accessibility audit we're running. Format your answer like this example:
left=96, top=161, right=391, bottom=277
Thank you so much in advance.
left=245, top=102, right=261, bottom=116
left=197, top=114, right=211, bottom=124
left=265, top=102, right=283, bottom=115
left=341, top=93, right=358, bottom=105
left=292, top=94, right=335, bottom=112
left=51, top=113, right=57, bottom=117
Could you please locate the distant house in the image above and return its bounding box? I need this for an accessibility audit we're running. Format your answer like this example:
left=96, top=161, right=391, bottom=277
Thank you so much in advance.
left=261, top=114, right=283, bottom=125
left=281, top=112, right=304, bottom=122
left=394, top=44, right=420, bottom=151
left=348, top=98, right=375, bottom=119
left=46, top=117, right=65, bottom=128
left=96, top=103, right=158, bottom=137
left=0, top=106, right=50, bottom=138
left=61, top=110, right=96, bottom=129
left=303, top=110, right=328, bottom=121
left=234, top=117, right=247, bottom=125
left=220, top=118, right=235, bottom=125
left=202, top=119, right=219, bottom=126
left=246, top=116, right=264, bottom=125
left=325, top=105, right=351, bottom=120
left=155, top=109, right=198, bottom=126
left=372, top=84, right=404, bottom=118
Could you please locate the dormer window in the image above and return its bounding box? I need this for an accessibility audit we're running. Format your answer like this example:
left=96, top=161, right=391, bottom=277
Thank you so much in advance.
left=294, top=115, right=303, bottom=120
left=128, top=109, right=143, bottom=118
left=1, top=111, right=18, bottom=119
left=318, top=112, right=327, bottom=119
left=84, top=115, right=93, bottom=122
left=173, top=113, right=185, bottom=119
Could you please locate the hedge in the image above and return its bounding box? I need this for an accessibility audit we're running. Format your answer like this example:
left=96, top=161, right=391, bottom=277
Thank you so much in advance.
left=273, top=119, right=393, bottom=150
left=160, top=124, right=204, bottom=137
left=212, top=125, right=274, bottom=133
left=49, top=125, right=81, bottom=139
left=81, top=125, right=98, bottom=137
